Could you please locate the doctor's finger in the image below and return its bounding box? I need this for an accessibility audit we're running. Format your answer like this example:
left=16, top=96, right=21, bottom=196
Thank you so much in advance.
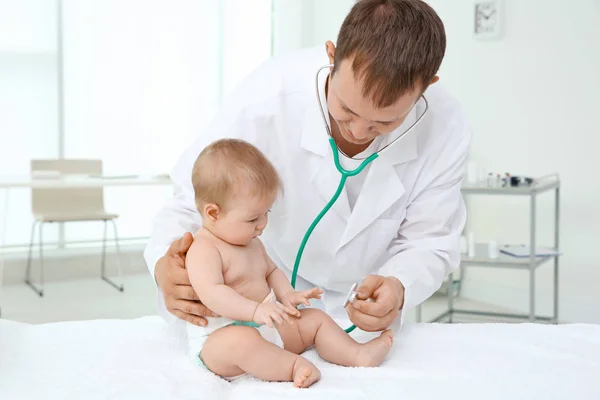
left=172, top=309, right=208, bottom=327
left=176, top=300, right=218, bottom=317
left=169, top=266, right=192, bottom=285
left=168, top=232, right=194, bottom=257
left=352, top=297, right=394, bottom=317
left=356, top=276, right=384, bottom=300
left=348, top=306, right=397, bottom=332
left=347, top=306, right=382, bottom=331
left=174, top=285, right=201, bottom=301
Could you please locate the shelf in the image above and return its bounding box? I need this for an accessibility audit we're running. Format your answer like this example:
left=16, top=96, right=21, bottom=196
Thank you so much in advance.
left=429, top=309, right=557, bottom=324
left=460, top=243, right=559, bottom=269
left=461, top=180, right=559, bottom=196
left=461, top=173, right=560, bottom=196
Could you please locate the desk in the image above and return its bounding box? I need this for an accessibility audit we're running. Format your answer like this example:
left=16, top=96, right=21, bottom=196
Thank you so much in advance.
left=0, top=174, right=172, bottom=317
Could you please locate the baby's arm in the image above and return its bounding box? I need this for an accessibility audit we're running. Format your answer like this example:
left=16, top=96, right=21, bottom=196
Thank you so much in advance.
left=260, top=241, right=322, bottom=308
left=186, top=238, right=297, bottom=326
left=186, top=239, right=259, bottom=321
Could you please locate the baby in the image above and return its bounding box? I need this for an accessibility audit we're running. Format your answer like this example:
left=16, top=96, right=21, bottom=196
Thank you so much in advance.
left=185, top=138, right=393, bottom=388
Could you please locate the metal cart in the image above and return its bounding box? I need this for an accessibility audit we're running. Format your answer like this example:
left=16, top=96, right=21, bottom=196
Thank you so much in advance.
left=416, top=174, right=561, bottom=324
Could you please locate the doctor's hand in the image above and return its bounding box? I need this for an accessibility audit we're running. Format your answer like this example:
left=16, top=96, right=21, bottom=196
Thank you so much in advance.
left=346, top=275, right=405, bottom=332
left=154, top=232, right=219, bottom=326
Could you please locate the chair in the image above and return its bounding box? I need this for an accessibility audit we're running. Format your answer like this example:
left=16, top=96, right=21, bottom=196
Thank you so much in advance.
left=25, top=159, right=124, bottom=296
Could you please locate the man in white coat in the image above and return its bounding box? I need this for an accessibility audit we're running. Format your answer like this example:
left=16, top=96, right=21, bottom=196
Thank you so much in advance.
left=145, top=0, right=471, bottom=333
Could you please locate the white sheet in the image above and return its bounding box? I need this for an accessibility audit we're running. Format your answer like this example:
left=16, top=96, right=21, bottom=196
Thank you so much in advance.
left=1, top=316, right=599, bottom=399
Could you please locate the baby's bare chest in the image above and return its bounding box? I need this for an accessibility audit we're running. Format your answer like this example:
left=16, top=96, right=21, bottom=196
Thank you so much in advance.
left=219, top=243, right=270, bottom=300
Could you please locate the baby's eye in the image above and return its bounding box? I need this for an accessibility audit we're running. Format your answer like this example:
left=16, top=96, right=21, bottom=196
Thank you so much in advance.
left=248, top=218, right=258, bottom=223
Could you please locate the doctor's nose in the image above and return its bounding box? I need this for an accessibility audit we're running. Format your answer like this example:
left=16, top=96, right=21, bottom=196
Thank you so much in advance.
left=348, top=119, right=371, bottom=139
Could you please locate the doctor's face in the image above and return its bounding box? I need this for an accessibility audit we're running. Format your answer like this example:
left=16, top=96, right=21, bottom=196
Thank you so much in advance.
left=326, top=59, right=422, bottom=146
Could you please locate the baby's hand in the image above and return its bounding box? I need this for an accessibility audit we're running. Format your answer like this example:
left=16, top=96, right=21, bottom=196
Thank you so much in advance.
left=252, top=302, right=299, bottom=328
left=282, top=287, right=323, bottom=309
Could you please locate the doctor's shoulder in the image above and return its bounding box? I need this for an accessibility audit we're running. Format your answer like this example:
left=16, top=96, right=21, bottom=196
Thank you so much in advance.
left=230, top=46, right=327, bottom=111
left=225, top=46, right=320, bottom=103
left=419, top=83, right=473, bottom=147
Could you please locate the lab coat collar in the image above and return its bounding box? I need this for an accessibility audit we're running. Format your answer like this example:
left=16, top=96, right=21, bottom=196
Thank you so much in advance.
left=300, top=65, right=331, bottom=157
left=337, top=111, right=420, bottom=247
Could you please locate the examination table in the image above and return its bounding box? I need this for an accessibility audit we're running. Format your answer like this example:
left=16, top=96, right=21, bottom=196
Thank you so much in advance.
left=1, top=316, right=599, bottom=399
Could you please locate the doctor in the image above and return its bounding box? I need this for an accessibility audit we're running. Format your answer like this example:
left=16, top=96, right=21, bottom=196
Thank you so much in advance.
left=145, top=0, right=470, bottom=332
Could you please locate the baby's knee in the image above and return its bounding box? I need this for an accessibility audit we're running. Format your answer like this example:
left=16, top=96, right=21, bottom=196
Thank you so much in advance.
left=298, top=308, right=333, bottom=333
left=300, top=307, right=329, bottom=322
left=206, top=325, right=262, bottom=355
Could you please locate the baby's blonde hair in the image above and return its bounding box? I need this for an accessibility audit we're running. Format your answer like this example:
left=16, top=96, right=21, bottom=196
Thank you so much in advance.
left=192, top=138, right=283, bottom=214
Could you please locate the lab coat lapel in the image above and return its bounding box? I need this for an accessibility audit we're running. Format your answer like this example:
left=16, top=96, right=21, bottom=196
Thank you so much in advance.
left=338, top=111, right=419, bottom=249
left=301, top=89, right=351, bottom=222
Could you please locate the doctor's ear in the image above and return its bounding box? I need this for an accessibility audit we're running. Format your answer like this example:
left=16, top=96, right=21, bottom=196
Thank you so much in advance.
left=325, top=41, right=336, bottom=66
left=430, top=75, right=440, bottom=85
left=203, top=203, right=221, bottom=222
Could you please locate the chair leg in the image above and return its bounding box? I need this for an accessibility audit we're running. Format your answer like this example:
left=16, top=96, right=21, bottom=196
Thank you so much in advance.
left=101, top=219, right=124, bottom=292
left=25, top=220, right=37, bottom=284
left=101, top=220, right=107, bottom=279
left=25, top=221, right=44, bottom=297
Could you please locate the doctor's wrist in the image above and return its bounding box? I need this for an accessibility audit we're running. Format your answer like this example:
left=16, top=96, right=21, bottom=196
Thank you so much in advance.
left=387, top=276, right=405, bottom=310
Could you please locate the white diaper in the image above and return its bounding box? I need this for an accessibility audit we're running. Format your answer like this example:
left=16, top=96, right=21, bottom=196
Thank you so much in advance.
left=186, top=289, right=284, bottom=380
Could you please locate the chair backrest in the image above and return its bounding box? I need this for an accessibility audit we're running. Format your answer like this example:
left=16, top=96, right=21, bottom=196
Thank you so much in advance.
left=30, top=159, right=106, bottom=216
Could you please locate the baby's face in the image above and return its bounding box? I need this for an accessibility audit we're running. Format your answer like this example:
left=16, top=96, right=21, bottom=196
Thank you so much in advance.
left=214, top=192, right=275, bottom=246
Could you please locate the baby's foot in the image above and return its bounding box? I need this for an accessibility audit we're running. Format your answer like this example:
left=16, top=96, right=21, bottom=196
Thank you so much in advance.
left=354, top=329, right=394, bottom=367
left=292, top=356, right=321, bottom=388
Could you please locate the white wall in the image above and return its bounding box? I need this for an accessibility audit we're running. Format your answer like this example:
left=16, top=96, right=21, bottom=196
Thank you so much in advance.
left=271, top=0, right=356, bottom=54
left=0, top=0, right=60, bottom=245
left=305, top=0, right=600, bottom=323
left=426, top=0, right=600, bottom=323
left=271, top=0, right=313, bottom=55
left=309, top=0, right=356, bottom=47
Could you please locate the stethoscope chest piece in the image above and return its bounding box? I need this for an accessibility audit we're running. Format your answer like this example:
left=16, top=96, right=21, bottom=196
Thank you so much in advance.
left=343, top=283, right=359, bottom=308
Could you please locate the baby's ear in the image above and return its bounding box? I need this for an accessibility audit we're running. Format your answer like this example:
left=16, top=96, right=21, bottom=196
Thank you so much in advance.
left=204, top=203, right=221, bottom=221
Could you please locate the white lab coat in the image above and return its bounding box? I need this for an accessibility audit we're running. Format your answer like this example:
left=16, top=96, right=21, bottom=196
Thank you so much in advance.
left=144, top=46, right=471, bottom=329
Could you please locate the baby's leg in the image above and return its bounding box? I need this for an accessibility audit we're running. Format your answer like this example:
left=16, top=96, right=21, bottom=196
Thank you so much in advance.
left=288, top=308, right=393, bottom=367
left=200, top=325, right=320, bottom=388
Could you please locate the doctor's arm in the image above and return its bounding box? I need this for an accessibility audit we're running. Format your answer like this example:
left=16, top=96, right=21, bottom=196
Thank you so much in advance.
left=349, top=119, right=471, bottom=331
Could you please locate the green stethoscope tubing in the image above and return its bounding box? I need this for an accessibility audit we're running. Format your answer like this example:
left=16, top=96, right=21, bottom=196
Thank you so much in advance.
left=290, top=137, right=378, bottom=334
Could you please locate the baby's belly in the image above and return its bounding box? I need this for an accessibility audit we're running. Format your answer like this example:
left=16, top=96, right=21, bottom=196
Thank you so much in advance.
left=227, top=280, right=272, bottom=304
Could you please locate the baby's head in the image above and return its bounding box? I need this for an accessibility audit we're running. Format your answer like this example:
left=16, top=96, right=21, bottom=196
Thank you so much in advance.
left=192, top=138, right=283, bottom=246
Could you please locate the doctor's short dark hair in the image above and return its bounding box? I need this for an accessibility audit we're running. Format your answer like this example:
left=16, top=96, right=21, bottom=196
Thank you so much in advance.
left=334, top=0, right=446, bottom=108
left=191, top=138, right=283, bottom=213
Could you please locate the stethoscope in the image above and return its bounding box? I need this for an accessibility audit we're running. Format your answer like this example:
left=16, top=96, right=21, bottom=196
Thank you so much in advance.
left=289, top=64, right=429, bottom=333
